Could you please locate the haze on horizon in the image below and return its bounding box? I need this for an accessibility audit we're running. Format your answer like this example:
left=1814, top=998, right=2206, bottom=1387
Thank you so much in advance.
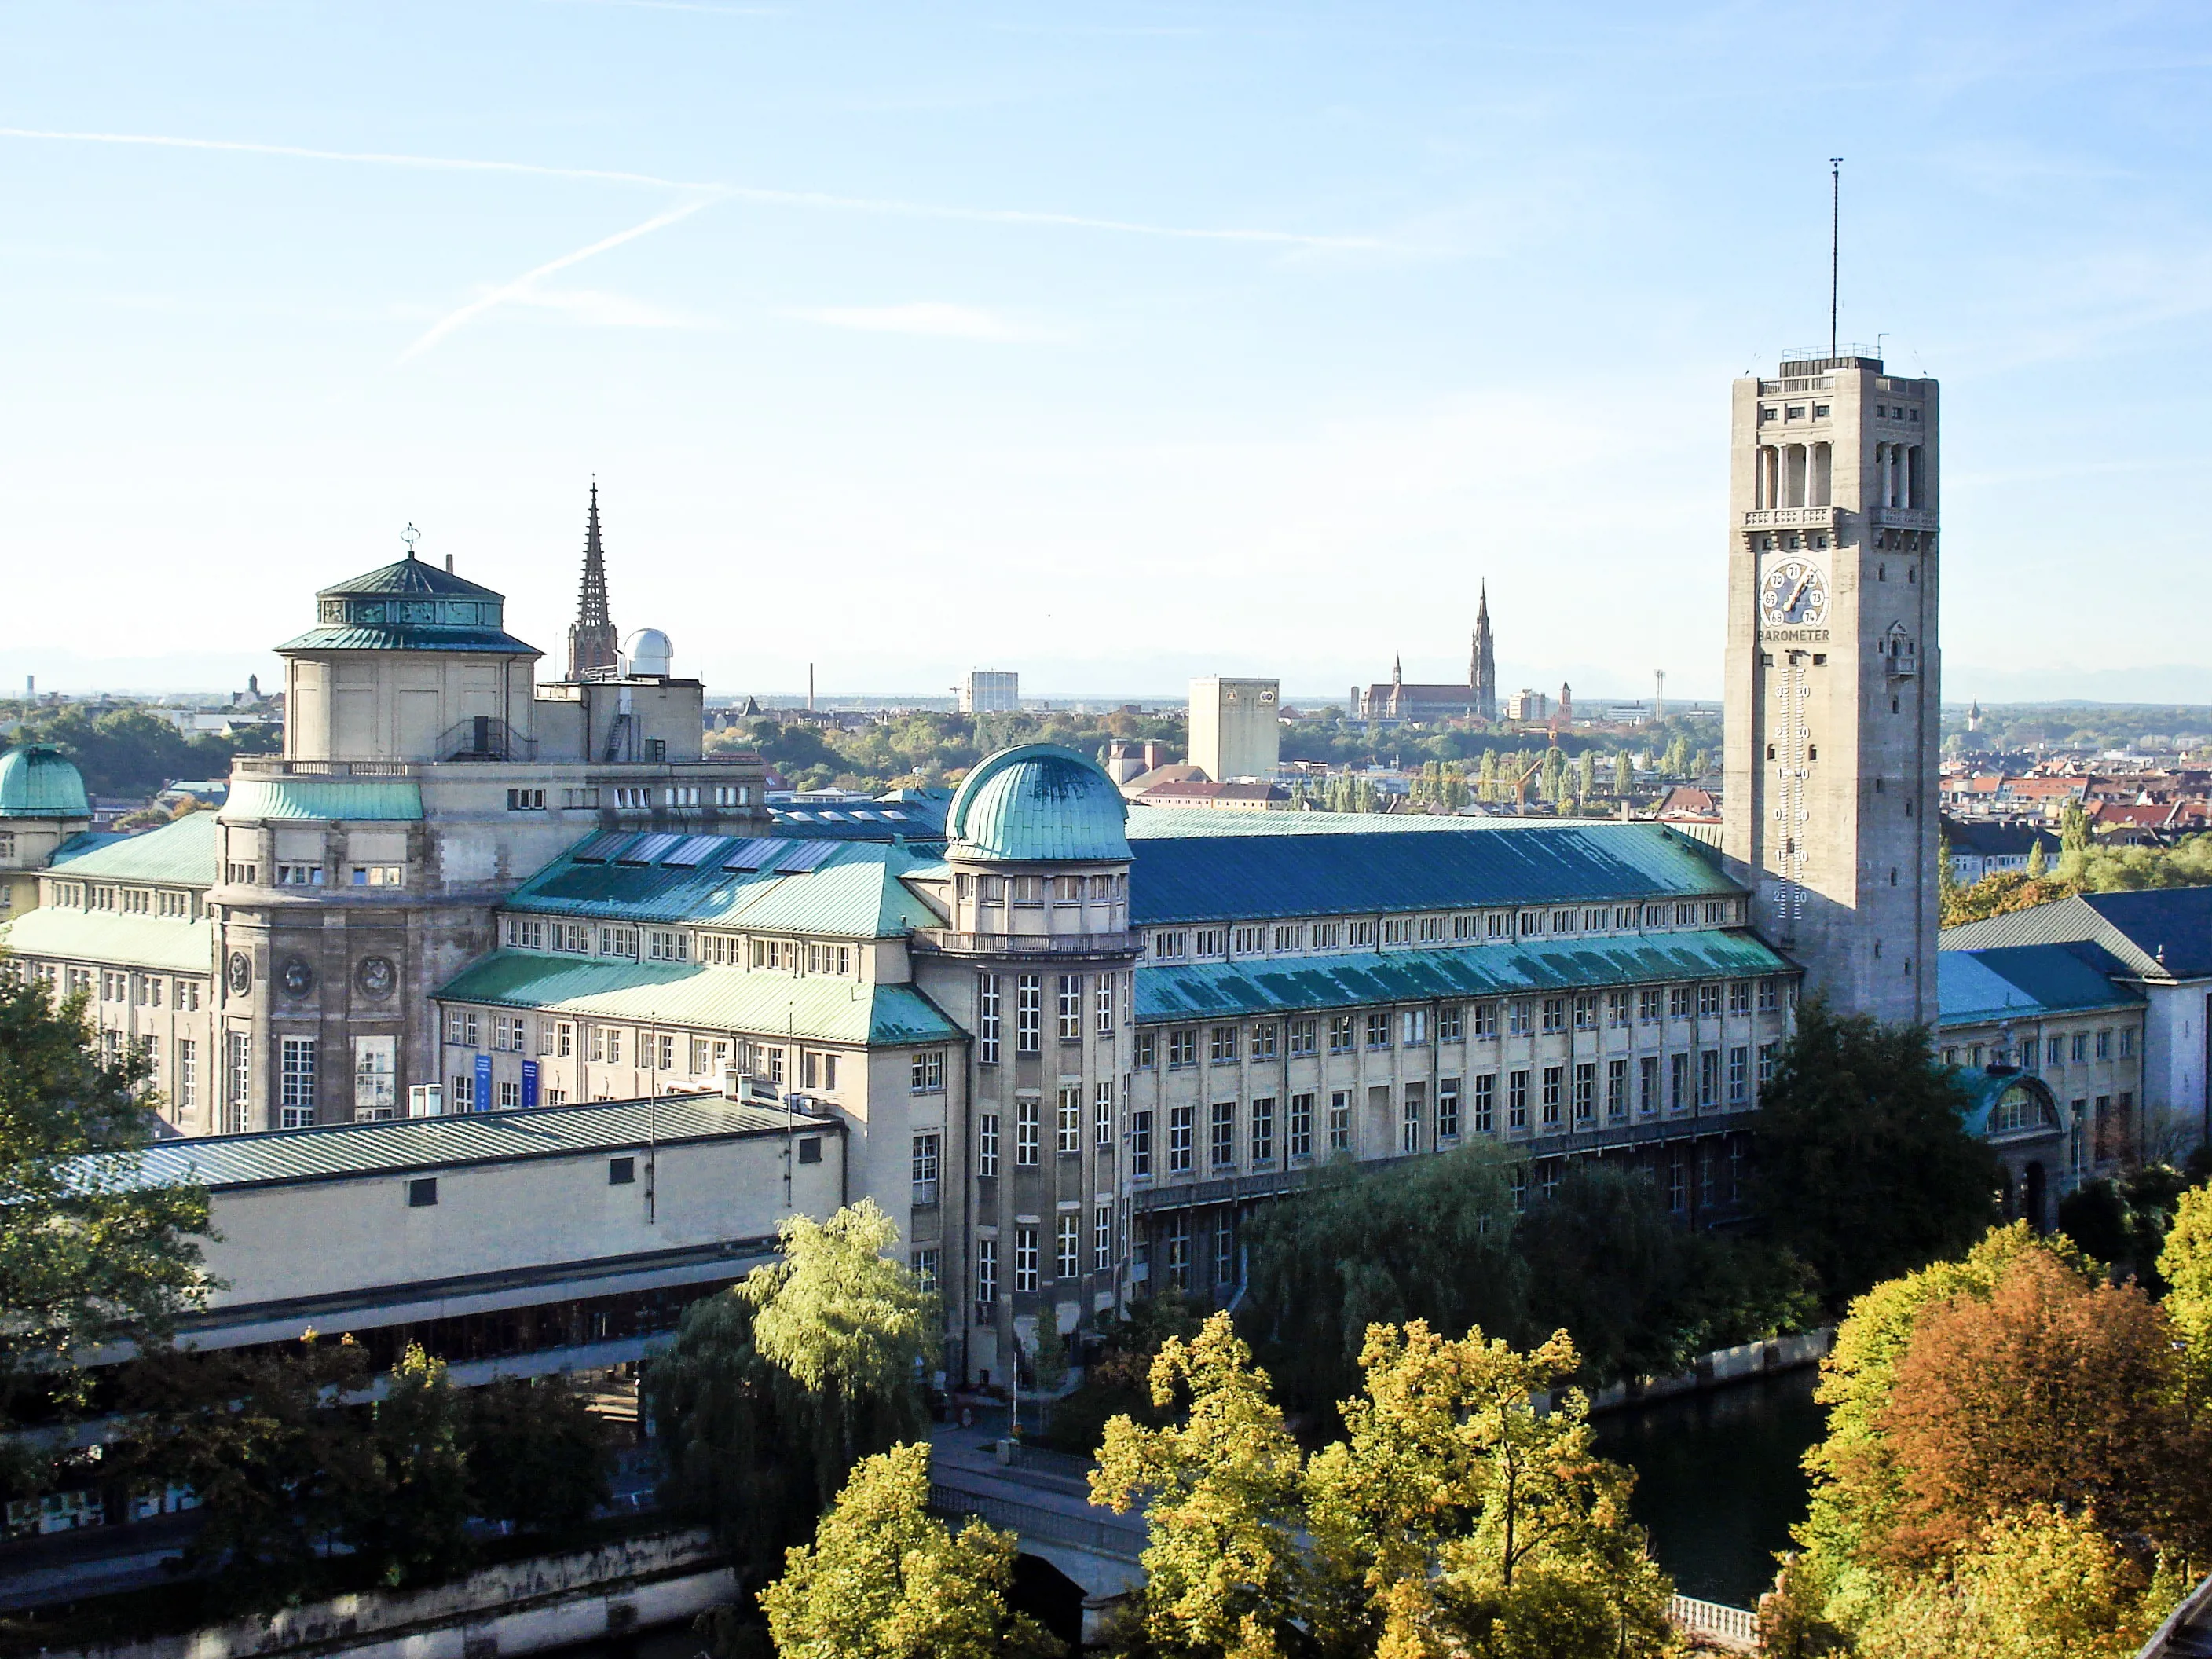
left=2, top=2, right=2208, bottom=705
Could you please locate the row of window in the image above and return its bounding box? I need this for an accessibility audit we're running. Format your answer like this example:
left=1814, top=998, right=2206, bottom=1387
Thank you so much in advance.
left=228, top=861, right=403, bottom=888
left=972, top=1082, right=1117, bottom=1175
left=79, top=968, right=204, bottom=1010
left=1123, top=1047, right=1771, bottom=1177
left=503, top=915, right=857, bottom=978
left=958, top=873, right=1126, bottom=906
left=976, top=972, right=1125, bottom=1064
left=1148, top=899, right=1741, bottom=964
left=1944, top=1028, right=2136, bottom=1069
left=972, top=1208, right=1115, bottom=1302
left=1133, top=982, right=1781, bottom=1068
left=46, top=881, right=197, bottom=917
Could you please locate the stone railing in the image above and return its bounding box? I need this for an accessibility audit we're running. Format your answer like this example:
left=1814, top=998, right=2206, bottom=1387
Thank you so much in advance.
left=912, top=929, right=1142, bottom=958
left=1669, top=1594, right=1759, bottom=1652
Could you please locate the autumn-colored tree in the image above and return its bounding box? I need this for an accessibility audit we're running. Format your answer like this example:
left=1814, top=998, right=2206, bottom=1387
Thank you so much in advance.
left=2161, top=1182, right=2212, bottom=1403
left=1090, top=1314, right=1309, bottom=1657
left=1872, top=1246, right=2207, bottom=1569
left=760, top=1441, right=1063, bottom=1659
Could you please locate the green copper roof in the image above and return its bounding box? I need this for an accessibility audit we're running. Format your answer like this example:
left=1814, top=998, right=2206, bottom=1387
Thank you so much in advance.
left=434, top=951, right=963, bottom=1047
left=0, top=746, right=89, bottom=819
left=222, top=778, right=424, bottom=822
left=279, top=555, right=539, bottom=657
left=508, top=836, right=942, bottom=938
left=1128, top=816, right=1735, bottom=926
left=319, top=558, right=504, bottom=599
left=1137, top=928, right=1793, bottom=1022
left=2, top=907, right=214, bottom=975
left=113, top=1095, right=813, bottom=1195
left=37, top=810, right=218, bottom=884
left=947, top=744, right=1130, bottom=864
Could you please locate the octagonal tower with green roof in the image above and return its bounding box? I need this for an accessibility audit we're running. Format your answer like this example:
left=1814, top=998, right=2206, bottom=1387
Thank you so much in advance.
left=0, top=745, right=94, bottom=921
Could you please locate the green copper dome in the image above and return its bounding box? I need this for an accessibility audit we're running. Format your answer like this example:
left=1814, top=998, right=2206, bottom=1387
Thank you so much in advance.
left=0, top=745, right=90, bottom=819
left=276, top=554, right=540, bottom=657
left=947, top=744, right=1130, bottom=863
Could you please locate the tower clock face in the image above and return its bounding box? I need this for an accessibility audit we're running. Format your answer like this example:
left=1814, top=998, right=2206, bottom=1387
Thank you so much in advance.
left=1760, top=557, right=1829, bottom=627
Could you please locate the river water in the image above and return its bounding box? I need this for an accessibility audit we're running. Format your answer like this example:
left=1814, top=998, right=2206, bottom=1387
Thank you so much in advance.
left=1593, top=1364, right=1826, bottom=1607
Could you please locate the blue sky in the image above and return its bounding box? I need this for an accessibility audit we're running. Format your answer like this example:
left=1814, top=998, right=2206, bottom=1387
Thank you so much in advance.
left=3, top=2, right=2208, bottom=702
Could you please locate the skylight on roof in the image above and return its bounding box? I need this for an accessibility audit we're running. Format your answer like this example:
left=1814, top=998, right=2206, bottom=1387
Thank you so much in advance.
left=621, top=832, right=685, bottom=866
left=723, top=837, right=787, bottom=872
left=663, top=835, right=727, bottom=868
left=776, top=840, right=839, bottom=873
left=572, top=830, right=632, bottom=863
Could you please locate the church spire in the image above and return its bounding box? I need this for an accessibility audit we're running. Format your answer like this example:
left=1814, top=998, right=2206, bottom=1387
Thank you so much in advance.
left=566, top=482, right=620, bottom=681
left=1471, top=580, right=1497, bottom=721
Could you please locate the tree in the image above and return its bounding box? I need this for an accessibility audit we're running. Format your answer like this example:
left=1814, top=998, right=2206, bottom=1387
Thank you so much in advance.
left=463, top=1375, right=611, bottom=1536
left=343, top=1343, right=474, bottom=1587
left=646, top=1200, right=935, bottom=1581
left=1746, top=999, right=2002, bottom=1306
left=2160, top=1182, right=2212, bottom=1395
left=2025, top=837, right=2048, bottom=880
left=1613, top=751, right=1632, bottom=797
left=118, top=1335, right=386, bottom=1610
left=1090, top=1314, right=1308, bottom=1657
left=1871, top=1246, right=2208, bottom=1570
left=759, top=1441, right=1063, bottom=1659
left=1303, top=1322, right=1675, bottom=1659
left=0, top=977, right=212, bottom=1412
left=1240, top=1144, right=1525, bottom=1415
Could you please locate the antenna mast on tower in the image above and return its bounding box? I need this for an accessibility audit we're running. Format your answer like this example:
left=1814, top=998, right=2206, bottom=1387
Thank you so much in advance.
left=1829, top=157, right=1844, bottom=360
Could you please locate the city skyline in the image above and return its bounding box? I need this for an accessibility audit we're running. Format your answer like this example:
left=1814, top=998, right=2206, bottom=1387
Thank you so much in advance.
left=5, top=4, right=2212, bottom=703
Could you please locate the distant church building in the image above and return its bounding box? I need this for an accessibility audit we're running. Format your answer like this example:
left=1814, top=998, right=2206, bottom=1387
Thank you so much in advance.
left=1353, top=581, right=1500, bottom=721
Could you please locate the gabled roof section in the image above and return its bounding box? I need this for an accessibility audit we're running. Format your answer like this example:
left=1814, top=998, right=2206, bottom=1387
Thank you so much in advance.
left=35, top=811, right=218, bottom=885
left=434, top=952, right=963, bottom=1047
left=1137, top=928, right=1792, bottom=1022
left=1937, top=940, right=2142, bottom=1027
left=1943, top=887, right=2212, bottom=980
left=507, top=835, right=943, bottom=938
left=1126, top=816, right=1736, bottom=926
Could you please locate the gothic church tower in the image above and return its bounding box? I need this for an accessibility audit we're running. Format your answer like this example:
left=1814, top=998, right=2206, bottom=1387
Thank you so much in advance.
left=1721, top=355, right=1939, bottom=1024
left=566, top=483, right=620, bottom=681
left=1471, top=582, right=1498, bottom=721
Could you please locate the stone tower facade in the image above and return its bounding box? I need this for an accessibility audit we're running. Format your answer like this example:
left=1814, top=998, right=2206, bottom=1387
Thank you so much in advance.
left=1471, top=583, right=1497, bottom=721
left=1721, top=355, right=1939, bottom=1026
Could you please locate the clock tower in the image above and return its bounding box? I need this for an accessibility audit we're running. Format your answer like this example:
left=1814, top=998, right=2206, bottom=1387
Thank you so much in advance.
left=1721, top=354, right=1939, bottom=1026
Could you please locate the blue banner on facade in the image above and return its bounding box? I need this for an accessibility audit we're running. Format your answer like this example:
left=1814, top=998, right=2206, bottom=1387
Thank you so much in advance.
left=474, top=1053, right=493, bottom=1113
left=522, top=1060, right=540, bottom=1109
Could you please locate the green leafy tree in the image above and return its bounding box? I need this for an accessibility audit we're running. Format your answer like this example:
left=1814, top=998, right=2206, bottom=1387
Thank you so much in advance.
left=647, top=1200, right=934, bottom=1581
left=0, top=978, right=212, bottom=1415
left=1304, top=1321, right=1675, bottom=1659
left=1746, top=1000, right=2002, bottom=1306
left=1575, top=750, right=1596, bottom=803
left=345, top=1342, right=474, bottom=1587
left=2161, top=1182, right=2212, bottom=1397
left=2025, top=837, right=2048, bottom=879
left=463, top=1375, right=612, bottom=1536
left=760, top=1441, right=1064, bottom=1659
left=1240, top=1144, right=1525, bottom=1415
left=118, top=1335, right=386, bottom=1610
left=1613, top=751, right=1633, bottom=797
left=1090, top=1314, right=1309, bottom=1657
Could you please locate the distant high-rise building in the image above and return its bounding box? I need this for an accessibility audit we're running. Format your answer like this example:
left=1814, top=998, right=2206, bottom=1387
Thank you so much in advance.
left=566, top=484, right=619, bottom=682
left=958, top=671, right=1020, bottom=714
left=1722, top=352, right=1940, bottom=1024
left=1188, top=677, right=1280, bottom=782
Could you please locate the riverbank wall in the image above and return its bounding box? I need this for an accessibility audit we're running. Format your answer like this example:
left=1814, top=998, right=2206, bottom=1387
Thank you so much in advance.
left=1584, top=1327, right=1834, bottom=1413
left=37, top=1529, right=730, bottom=1659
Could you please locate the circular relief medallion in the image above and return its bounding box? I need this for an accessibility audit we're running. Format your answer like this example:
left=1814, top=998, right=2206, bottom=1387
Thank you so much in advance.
left=280, top=957, right=315, bottom=999
left=225, top=950, right=253, bottom=996
left=354, top=955, right=397, bottom=1000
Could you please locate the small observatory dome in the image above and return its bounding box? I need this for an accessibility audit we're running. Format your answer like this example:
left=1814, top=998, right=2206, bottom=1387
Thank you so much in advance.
left=623, top=628, right=673, bottom=677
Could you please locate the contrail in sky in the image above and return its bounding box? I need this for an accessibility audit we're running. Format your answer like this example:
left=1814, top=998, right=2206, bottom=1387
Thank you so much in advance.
left=0, top=126, right=1386, bottom=250
left=397, top=196, right=721, bottom=361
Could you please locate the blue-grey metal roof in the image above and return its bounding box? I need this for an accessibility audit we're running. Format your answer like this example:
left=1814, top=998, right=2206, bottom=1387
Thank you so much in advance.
left=1937, top=941, right=2141, bottom=1027
left=1137, top=928, right=1793, bottom=1021
left=1943, top=887, right=2212, bottom=980
left=106, top=1095, right=822, bottom=1194
left=947, top=745, right=1130, bottom=863
left=1940, top=817, right=2061, bottom=859
left=1128, top=818, right=1736, bottom=926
